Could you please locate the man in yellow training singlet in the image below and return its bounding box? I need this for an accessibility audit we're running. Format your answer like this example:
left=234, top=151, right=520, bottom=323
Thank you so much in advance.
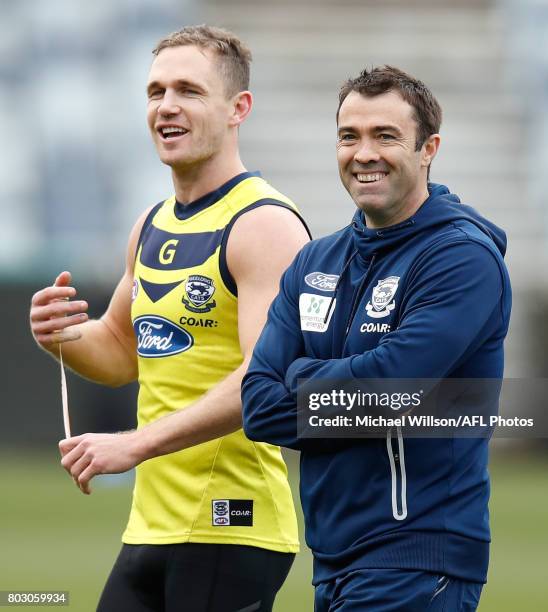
left=29, top=26, right=310, bottom=612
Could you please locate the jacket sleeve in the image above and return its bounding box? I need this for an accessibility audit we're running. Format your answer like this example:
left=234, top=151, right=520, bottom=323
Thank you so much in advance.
left=284, top=240, right=510, bottom=395
left=242, top=256, right=343, bottom=451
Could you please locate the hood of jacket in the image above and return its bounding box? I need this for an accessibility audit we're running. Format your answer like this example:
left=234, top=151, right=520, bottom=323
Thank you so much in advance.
left=351, top=182, right=507, bottom=260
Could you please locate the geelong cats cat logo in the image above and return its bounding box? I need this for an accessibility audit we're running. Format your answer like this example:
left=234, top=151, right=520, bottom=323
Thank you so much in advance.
left=365, top=276, right=400, bottom=319
left=182, top=275, right=217, bottom=313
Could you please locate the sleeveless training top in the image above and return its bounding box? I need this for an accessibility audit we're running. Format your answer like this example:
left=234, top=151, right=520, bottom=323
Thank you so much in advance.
left=123, top=171, right=305, bottom=552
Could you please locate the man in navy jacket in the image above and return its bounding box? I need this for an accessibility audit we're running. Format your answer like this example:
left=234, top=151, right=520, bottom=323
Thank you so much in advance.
left=242, top=66, right=511, bottom=611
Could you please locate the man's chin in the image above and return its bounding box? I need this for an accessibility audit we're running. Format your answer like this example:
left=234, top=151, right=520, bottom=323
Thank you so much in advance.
left=353, top=195, right=386, bottom=214
left=158, top=153, right=193, bottom=169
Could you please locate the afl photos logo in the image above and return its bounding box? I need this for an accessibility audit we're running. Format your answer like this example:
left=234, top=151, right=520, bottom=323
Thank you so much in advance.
left=365, top=276, right=400, bottom=319
left=182, top=275, right=217, bottom=313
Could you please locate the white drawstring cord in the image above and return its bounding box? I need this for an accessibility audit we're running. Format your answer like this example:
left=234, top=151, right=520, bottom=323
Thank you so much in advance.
left=59, top=344, right=71, bottom=438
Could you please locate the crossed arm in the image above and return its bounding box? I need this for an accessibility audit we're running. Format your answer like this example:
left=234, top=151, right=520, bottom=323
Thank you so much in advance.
left=242, top=240, right=508, bottom=449
left=30, top=205, right=309, bottom=493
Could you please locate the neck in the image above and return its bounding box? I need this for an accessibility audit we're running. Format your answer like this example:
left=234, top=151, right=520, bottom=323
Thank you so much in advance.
left=171, top=154, right=247, bottom=204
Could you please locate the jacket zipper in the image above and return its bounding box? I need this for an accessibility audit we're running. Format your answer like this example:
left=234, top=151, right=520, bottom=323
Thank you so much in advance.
left=344, top=253, right=377, bottom=338
left=386, top=426, right=408, bottom=521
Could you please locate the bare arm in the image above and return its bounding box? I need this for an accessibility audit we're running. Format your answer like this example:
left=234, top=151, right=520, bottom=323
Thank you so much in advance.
left=29, top=207, right=152, bottom=387
left=59, top=205, right=310, bottom=493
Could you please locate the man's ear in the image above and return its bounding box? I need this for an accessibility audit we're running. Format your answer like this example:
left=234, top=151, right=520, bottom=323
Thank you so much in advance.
left=229, top=91, right=253, bottom=127
left=421, top=133, right=441, bottom=168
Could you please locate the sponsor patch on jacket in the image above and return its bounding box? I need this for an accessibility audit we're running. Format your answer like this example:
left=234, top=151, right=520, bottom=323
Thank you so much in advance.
left=365, top=276, right=400, bottom=319
left=304, top=272, right=339, bottom=292
left=134, top=315, right=193, bottom=357
left=299, top=293, right=336, bottom=332
left=212, top=499, right=253, bottom=526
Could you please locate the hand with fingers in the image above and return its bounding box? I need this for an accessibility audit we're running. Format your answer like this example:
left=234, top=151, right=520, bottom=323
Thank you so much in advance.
left=59, top=432, right=143, bottom=495
left=30, top=271, right=89, bottom=350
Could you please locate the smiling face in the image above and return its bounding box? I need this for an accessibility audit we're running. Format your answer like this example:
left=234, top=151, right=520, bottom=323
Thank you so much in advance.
left=146, top=45, right=238, bottom=171
left=336, top=90, right=439, bottom=228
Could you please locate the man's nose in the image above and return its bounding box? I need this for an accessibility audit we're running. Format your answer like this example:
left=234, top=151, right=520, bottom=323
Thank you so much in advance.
left=354, top=140, right=380, bottom=165
left=157, top=90, right=181, bottom=117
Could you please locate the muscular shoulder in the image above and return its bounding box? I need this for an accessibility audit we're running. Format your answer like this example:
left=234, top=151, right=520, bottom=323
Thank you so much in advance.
left=226, top=205, right=310, bottom=285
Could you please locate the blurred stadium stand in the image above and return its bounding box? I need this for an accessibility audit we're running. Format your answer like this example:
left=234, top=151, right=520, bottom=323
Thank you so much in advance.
left=1, top=0, right=547, bottom=446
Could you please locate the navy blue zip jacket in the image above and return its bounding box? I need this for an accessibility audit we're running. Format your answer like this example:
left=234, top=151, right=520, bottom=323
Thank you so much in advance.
left=242, top=183, right=511, bottom=585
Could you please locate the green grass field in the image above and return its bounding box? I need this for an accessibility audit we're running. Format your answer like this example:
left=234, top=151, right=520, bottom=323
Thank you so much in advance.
left=0, top=448, right=546, bottom=611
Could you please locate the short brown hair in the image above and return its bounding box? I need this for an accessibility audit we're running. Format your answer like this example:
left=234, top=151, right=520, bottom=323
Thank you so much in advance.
left=337, top=65, right=442, bottom=150
left=153, top=25, right=252, bottom=98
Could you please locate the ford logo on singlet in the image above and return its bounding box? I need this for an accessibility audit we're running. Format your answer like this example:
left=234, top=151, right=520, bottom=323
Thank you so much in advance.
left=304, top=272, right=339, bottom=292
left=134, top=315, right=193, bottom=358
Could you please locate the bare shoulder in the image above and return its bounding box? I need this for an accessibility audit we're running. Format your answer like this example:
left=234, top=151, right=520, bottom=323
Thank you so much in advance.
left=227, top=205, right=310, bottom=280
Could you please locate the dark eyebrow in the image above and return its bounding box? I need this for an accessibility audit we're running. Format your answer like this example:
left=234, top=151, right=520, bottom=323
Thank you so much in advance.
left=146, top=81, right=162, bottom=95
left=374, top=124, right=403, bottom=136
left=337, top=124, right=404, bottom=138
left=337, top=125, right=356, bottom=135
